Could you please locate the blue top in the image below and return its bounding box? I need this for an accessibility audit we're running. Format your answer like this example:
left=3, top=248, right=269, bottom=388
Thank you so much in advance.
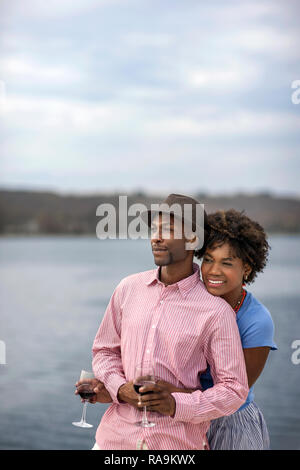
left=200, top=291, right=278, bottom=411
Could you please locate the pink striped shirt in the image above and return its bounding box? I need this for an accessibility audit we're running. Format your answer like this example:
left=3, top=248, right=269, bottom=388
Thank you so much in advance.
left=92, top=263, right=248, bottom=450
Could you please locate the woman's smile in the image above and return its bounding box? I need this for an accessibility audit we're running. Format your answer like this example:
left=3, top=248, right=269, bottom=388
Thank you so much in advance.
left=206, top=278, right=227, bottom=288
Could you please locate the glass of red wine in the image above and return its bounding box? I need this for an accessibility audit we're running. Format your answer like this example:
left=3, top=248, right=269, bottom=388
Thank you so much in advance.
left=134, top=362, right=156, bottom=428
left=72, top=370, right=96, bottom=428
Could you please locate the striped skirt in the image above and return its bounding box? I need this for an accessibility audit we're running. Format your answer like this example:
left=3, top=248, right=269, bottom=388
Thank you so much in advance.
left=207, top=402, right=270, bottom=450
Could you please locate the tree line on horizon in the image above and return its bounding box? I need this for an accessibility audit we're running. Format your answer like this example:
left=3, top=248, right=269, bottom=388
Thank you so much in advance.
left=0, top=189, right=300, bottom=235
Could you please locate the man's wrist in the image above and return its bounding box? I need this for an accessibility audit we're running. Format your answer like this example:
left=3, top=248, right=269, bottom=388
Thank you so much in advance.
left=117, top=383, right=127, bottom=403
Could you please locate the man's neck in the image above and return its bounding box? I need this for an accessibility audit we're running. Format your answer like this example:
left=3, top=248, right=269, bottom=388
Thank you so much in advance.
left=159, top=260, right=194, bottom=286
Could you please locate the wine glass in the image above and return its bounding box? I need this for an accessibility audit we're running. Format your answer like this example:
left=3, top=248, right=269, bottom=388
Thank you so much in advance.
left=72, top=370, right=95, bottom=428
left=134, top=362, right=156, bottom=428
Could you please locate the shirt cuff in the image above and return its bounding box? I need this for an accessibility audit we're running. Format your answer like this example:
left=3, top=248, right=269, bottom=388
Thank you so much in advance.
left=171, top=392, right=197, bottom=422
left=103, top=374, right=127, bottom=404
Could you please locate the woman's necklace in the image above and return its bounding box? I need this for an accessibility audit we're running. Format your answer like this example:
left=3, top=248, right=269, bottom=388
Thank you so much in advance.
left=234, top=288, right=247, bottom=313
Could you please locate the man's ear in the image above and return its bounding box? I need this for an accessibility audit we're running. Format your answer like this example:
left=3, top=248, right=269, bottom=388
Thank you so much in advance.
left=185, top=235, right=199, bottom=251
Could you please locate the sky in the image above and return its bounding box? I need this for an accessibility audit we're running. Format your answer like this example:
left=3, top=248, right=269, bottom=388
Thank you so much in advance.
left=0, top=0, right=299, bottom=197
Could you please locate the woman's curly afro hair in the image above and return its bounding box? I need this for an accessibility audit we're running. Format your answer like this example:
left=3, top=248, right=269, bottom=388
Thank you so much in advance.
left=194, top=209, right=270, bottom=285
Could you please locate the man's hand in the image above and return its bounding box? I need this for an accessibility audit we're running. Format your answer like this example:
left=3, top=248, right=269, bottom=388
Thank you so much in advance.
left=117, top=379, right=196, bottom=414
left=75, top=378, right=112, bottom=403
left=117, top=381, right=141, bottom=409
left=137, top=382, right=176, bottom=417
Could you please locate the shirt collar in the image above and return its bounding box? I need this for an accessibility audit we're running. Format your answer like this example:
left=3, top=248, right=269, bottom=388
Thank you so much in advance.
left=145, top=262, right=200, bottom=298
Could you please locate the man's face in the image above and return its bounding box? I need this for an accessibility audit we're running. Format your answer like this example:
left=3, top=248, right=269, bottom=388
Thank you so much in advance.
left=150, top=213, right=190, bottom=266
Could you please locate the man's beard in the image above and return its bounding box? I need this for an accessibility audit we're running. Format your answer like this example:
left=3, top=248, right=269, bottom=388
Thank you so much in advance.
left=153, top=251, right=174, bottom=266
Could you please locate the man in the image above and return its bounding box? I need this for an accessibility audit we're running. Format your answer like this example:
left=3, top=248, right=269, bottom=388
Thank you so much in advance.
left=80, top=194, right=248, bottom=450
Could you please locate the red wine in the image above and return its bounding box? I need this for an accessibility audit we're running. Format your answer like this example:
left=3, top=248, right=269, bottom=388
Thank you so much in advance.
left=79, top=391, right=96, bottom=399
left=134, top=383, right=142, bottom=394
left=134, top=382, right=154, bottom=395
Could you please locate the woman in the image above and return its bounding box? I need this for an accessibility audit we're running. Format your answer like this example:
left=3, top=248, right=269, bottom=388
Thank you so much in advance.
left=194, top=208, right=277, bottom=450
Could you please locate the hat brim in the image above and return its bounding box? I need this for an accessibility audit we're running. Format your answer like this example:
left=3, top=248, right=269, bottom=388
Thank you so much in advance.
left=140, top=208, right=203, bottom=235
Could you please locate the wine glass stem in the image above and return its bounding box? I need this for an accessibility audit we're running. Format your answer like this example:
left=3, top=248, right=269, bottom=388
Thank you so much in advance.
left=81, top=401, right=88, bottom=423
left=142, top=406, right=149, bottom=425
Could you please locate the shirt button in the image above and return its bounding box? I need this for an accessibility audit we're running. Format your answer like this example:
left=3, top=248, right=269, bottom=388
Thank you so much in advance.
left=152, top=325, right=156, bottom=329
left=146, top=349, right=150, bottom=354
left=160, top=300, right=164, bottom=304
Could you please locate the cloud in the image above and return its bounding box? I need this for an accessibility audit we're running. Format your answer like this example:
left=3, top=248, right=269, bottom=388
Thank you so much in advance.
left=0, top=57, right=83, bottom=85
left=0, top=80, right=6, bottom=110
left=118, top=85, right=175, bottom=102
left=234, top=27, right=300, bottom=60
left=204, top=0, right=291, bottom=26
left=143, top=110, right=300, bottom=138
left=3, top=91, right=300, bottom=141
left=2, top=0, right=126, bottom=19
left=184, top=60, right=261, bottom=92
left=123, top=32, right=174, bottom=48
left=2, top=93, right=140, bottom=136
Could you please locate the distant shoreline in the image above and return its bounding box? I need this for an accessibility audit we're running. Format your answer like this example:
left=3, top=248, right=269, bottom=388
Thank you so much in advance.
left=1, top=189, right=300, bottom=235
